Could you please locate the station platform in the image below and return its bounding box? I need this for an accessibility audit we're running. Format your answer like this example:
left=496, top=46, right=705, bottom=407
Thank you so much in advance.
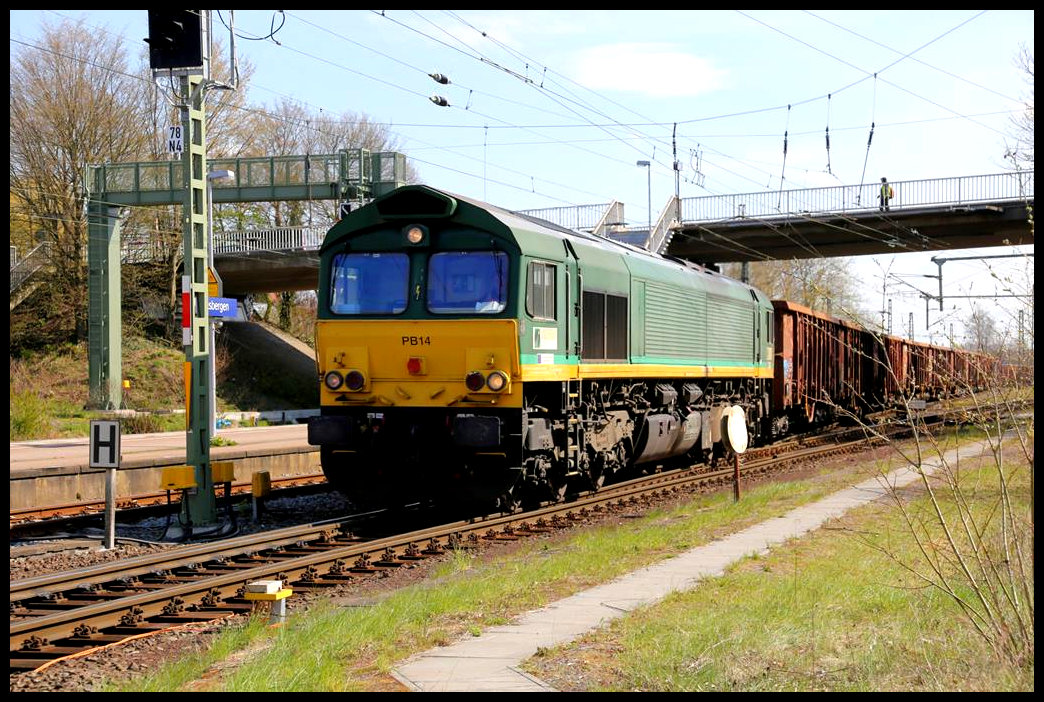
left=10, top=424, right=319, bottom=513
left=391, top=439, right=992, bottom=692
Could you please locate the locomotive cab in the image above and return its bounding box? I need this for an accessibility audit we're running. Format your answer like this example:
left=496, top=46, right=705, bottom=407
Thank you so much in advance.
left=309, top=187, right=532, bottom=509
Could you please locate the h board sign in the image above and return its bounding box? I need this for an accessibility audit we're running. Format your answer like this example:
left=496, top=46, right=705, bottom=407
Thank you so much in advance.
left=89, top=420, right=121, bottom=469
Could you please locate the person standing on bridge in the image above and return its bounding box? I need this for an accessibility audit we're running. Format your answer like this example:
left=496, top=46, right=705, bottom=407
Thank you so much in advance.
left=879, top=177, right=894, bottom=211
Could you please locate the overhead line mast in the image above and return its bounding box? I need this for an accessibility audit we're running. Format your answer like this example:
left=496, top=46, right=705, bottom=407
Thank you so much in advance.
left=147, top=9, right=219, bottom=532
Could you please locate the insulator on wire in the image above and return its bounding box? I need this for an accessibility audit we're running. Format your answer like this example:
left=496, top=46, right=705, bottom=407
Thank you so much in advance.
left=429, top=95, right=450, bottom=107
left=429, top=72, right=450, bottom=85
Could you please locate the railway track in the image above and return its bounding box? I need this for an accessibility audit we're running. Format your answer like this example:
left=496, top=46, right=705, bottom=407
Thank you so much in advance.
left=9, top=431, right=877, bottom=674
left=4, top=423, right=867, bottom=536
left=9, top=474, right=331, bottom=538
left=13, top=403, right=1028, bottom=675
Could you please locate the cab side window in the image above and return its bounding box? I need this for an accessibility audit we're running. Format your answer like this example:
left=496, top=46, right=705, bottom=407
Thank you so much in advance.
left=526, top=261, right=557, bottom=320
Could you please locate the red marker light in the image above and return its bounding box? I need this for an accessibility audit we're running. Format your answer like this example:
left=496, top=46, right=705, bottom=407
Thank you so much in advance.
left=465, top=371, right=485, bottom=392
left=345, top=370, right=365, bottom=391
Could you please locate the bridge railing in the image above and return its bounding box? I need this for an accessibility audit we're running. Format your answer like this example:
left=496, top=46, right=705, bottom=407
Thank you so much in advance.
left=590, top=201, right=626, bottom=238
left=677, top=172, right=1034, bottom=224
left=120, top=226, right=329, bottom=262
left=212, top=226, right=328, bottom=255
left=86, top=149, right=409, bottom=205
left=517, top=203, right=616, bottom=231
left=645, top=196, right=681, bottom=254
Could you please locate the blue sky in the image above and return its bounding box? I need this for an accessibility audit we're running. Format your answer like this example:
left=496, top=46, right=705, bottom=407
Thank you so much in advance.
left=10, top=10, right=1034, bottom=344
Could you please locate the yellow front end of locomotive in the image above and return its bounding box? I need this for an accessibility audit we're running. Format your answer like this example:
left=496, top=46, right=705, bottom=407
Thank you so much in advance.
left=316, top=319, right=522, bottom=408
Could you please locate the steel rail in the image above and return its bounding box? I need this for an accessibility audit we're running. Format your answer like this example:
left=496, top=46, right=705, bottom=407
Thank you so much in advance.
left=10, top=473, right=328, bottom=525
left=11, top=424, right=893, bottom=607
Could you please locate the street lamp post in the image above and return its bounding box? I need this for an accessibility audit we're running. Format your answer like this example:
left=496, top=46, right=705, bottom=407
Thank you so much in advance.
left=207, top=169, right=235, bottom=433
left=636, top=160, right=651, bottom=238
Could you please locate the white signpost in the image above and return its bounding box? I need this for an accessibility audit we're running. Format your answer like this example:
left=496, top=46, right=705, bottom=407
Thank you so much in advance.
left=89, top=419, right=121, bottom=549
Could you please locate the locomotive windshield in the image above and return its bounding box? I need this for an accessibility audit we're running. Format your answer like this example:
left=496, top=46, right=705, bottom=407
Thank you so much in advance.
left=427, top=251, right=508, bottom=314
left=329, top=252, right=409, bottom=314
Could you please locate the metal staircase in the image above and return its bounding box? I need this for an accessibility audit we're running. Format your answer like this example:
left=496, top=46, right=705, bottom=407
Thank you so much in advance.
left=9, top=243, right=50, bottom=311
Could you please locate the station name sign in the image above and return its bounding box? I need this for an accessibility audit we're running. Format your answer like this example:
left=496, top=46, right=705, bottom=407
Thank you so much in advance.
left=208, top=297, right=239, bottom=318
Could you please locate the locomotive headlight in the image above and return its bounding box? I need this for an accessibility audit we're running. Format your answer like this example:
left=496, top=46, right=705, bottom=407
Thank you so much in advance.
left=323, top=370, right=344, bottom=391
left=464, top=371, right=485, bottom=392
left=404, top=224, right=427, bottom=245
left=486, top=370, right=508, bottom=392
left=345, top=370, right=366, bottom=391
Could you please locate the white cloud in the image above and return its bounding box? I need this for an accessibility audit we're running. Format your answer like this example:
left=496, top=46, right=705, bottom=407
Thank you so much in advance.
left=572, top=43, right=726, bottom=97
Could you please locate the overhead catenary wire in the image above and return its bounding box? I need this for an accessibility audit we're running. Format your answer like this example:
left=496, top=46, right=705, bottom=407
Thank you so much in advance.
left=777, top=105, right=791, bottom=211
left=26, top=10, right=1010, bottom=214
left=801, top=10, right=1022, bottom=106
left=279, top=11, right=668, bottom=204
left=12, top=11, right=1026, bottom=250
left=824, top=94, right=833, bottom=176
left=14, top=16, right=609, bottom=206
left=857, top=75, right=878, bottom=203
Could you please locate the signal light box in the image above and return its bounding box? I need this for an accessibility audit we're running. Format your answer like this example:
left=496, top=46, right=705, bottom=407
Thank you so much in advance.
left=146, top=10, right=204, bottom=72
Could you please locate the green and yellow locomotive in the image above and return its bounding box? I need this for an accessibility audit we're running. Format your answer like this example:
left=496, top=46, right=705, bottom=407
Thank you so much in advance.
left=308, top=185, right=774, bottom=510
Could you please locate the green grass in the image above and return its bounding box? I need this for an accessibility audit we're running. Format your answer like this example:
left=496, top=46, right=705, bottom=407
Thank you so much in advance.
left=113, top=616, right=272, bottom=692
left=9, top=386, right=52, bottom=440
left=9, top=339, right=186, bottom=440
left=523, top=447, right=1034, bottom=691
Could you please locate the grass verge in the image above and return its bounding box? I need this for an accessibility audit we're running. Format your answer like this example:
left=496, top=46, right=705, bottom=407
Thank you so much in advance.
left=522, top=443, right=1033, bottom=691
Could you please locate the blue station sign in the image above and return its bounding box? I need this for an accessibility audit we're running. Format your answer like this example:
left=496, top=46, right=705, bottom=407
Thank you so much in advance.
left=208, top=297, right=239, bottom=318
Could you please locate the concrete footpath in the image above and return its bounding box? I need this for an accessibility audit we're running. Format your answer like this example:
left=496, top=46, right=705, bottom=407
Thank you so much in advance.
left=391, top=440, right=991, bottom=692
